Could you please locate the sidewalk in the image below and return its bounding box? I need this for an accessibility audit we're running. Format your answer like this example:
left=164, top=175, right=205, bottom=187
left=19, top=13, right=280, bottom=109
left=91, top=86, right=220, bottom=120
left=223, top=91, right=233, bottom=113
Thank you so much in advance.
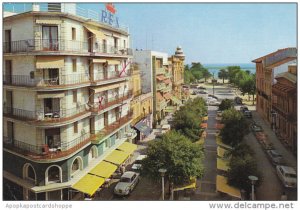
left=252, top=111, right=297, bottom=169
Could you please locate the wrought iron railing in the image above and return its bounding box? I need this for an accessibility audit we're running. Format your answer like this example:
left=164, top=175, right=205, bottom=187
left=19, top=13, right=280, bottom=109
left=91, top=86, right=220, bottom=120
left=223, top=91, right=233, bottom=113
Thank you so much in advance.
left=3, top=73, right=90, bottom=87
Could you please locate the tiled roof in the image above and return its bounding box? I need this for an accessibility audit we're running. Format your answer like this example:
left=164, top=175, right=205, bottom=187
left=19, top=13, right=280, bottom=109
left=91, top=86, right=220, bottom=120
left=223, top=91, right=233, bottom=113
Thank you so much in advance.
left=252, top=47, right=297, bottom=63
left=275, top=72, right=297, bottom=84
left=272, top=83, right=296, bottom=93
left=156, top=92, right=164, bottom=101
left=266, top=57, right=296, bottom=69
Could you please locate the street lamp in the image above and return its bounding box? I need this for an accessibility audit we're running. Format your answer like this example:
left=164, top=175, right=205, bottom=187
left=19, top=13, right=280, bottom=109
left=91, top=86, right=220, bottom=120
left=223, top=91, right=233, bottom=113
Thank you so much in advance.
left=158, top=168, right=167, bottom=200
left=248, top=175, right=258, bottom=200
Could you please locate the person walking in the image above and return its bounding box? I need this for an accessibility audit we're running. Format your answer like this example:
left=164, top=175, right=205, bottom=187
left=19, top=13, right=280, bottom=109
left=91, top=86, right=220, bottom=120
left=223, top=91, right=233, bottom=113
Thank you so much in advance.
left=120, top=163, right=126, bottom=175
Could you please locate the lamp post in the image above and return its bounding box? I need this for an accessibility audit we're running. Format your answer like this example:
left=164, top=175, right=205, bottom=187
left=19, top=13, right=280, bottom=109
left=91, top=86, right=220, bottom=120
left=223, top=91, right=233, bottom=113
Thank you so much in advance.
left=248, top=175, right=258, bottom=200
left=158, top=168, right=167, bottom=200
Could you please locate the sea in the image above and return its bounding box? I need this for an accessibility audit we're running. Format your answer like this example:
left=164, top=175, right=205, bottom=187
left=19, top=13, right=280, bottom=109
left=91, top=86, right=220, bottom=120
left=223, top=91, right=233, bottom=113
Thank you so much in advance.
left=203, top=63, right=256, bottom=78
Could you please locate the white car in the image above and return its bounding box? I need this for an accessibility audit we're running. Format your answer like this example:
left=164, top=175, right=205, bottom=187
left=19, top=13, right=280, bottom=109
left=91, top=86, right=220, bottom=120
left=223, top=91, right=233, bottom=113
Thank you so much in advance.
left=276, top=165, right=297, bottom=188
left=114, top=171, right=140, bottom=195
left=131, top=155, right=147, bottom=171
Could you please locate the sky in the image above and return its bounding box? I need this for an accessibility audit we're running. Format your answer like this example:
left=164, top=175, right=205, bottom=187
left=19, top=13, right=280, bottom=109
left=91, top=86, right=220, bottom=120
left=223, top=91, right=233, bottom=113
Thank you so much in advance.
left=81, top=3, right=297, bottom=64
left=4, top=3, right=297, bottom=64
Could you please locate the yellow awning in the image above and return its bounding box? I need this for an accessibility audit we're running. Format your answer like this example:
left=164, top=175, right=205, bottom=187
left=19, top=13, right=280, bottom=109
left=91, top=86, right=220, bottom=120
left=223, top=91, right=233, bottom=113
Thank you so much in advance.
left=117, top=142, right=137, bottom=154
left=84, top=25, right=106, bottom=40
left=217, top=146, right=228, bottom=159
left=107, top=60, right=121, bottom=65
left=36, top=56, right=65, bottom=69
left=104, top=150, right=129, bottom=165
left=90, top=81, right=126, bottom=93
left=72, top=174, right=105, bottom=196
left=36, top=19, right=62, bottom=24
left=92, top=59, right=107, bottom=63
left=173, top=177, right=197, bottom=192
left=216, top=175, right=241, bottom=199
left=217, top=158, right=229, bottom=171
left=89, top=161, right=118, bottom=178
left=37, top=92, right=65, bottom=99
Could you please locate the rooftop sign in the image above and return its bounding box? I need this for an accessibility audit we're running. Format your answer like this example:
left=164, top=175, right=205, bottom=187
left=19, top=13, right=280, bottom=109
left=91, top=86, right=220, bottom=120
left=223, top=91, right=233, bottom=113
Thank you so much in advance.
left=101, top=3, right=119, bottom=28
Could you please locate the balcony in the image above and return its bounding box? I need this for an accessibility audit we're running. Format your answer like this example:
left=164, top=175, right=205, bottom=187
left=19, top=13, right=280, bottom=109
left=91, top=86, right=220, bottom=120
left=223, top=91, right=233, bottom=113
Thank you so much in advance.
left=157, top=83, right=167, bottom=91
left=3, top=133, right=91, bottom=160
left=3, top=104, right=89, bottom=124
left=3, top=39, right=133, bottom=56
left=3, top=39, right=88, bottom=54
left=92, top=71, right=131, bottom=85
left=90, top=113, right=133, bottom=144
left=156, top=67, right=166, bottom=75
left=90, top=91, right=133, bottom=114
left=93, top=44, right=133, bottom=56
left=3, top=73, right=90, bottom=88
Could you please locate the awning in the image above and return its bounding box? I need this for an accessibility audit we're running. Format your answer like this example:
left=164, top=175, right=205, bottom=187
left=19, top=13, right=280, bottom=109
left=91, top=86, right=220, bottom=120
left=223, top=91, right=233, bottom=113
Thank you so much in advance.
left=104, top=150, right=129, bottom=165
left=163, top=78, right=172, bottom=84
left=89, top=161, right=118, bottom=178
left=90, top=82, right=126, bottom=93
left=92, top=59, right=107, bottom=63
left=216, top=175, right=241, bottom=199
left=173, top=177, right=197, bottom=192
left=72, top=174, right=105, bottom=196
left=156, top=92, right=164, bottom=101
left=37, top=92, right=65, bottom=99
left=117, top=142, right=138, bottom=154
left=36, top=56, right=64, bottom=69
left=164, top=106, right=176, bottom=113
left=217, top=158, right=229, bottom=172
left=171, top=96, right=182, bottom=105
left=163, top=93, right=172, bottom=100
left=107, top=60, right=121, bottom=65
left=84, top=25, right=106, bottom=40
left=156, top=75, right=166, bottom=81
left=36, top=19, right=62, bottom=24
left=134, top=121, right=152, bottom=136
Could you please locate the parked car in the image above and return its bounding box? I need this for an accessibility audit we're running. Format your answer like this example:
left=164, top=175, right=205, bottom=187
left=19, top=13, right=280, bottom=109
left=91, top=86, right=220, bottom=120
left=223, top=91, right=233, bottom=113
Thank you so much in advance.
left=131, top=155, right=147, bottom=171
left=234, top=97, right=243, bottom=105
left=243, top=110, right=252, bottom=118
left=198, top=90, right=207, bottom=94
left=208, top=94, right=218, bottom=100
left=276, top=165, right=297, bottom=188
left=114, top=171, right=140, bottom=195
left=250, top=123, right=263, bottom=132
left=208, top=100, right=221, bottom=106
left=267, top=150, right=284, bottom=165
left=240, top=106, right=249, bottom=112
left=197, top=86, right=206, bottom=90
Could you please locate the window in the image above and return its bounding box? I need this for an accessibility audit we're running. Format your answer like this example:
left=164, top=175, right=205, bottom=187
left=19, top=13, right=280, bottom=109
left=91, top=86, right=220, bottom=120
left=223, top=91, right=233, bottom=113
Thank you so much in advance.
left=73, top=90, right=77, bottom=103
left=102, top=39, right=107, bottom=53
left=27, top=165, right=35, bottom=180
left=42, top=26, right=58, bottom=50
left=72, top=59, right=77, bottom=72
left=47, top=166, right=60, bottom=183
left=74, top=122, right=78, bottom=133
left=72, top=27, right=76, bottom=40
left=30, top=71, right=34, bottom=79
left=123, top=40, right=126, bottom=48
left=71, top=157, right=82, bottom=174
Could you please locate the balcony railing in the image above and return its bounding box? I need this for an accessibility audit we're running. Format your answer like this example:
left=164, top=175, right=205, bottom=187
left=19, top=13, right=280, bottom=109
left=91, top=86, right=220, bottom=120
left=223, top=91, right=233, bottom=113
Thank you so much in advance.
left=3, top=73, right=90, bottom=87
left=3, top=39, right=133, bottom=56
left=90, top=113, right=133, bottom=144
left=90, top=91, right=133, bottom=113
left=92, top=70, right=131, bottom=83
left=3, top=39, right=89, bottom=53
left=93, top=44, right=133, bottom=56
left=3, top=103, right=89, bottom=122
left=3, top=132, right=91, bottom=160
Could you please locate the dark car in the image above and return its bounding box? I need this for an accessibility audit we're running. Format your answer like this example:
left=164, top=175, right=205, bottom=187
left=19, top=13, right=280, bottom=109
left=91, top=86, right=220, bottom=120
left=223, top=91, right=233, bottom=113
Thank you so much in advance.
left=208, top=94, right=218, bottom=100
left=197, top=86, right=206, bottom=90
left=198, top=90, right=207, bottom=94
left=243, top=110, right=252, bottom=118
left=250, top=123, right=263, bottom=132
left=240, top=106, right=249, bottom=112
left=234, top=97, right=243, bottom=105
left=267, top=150, right=284, bottom=165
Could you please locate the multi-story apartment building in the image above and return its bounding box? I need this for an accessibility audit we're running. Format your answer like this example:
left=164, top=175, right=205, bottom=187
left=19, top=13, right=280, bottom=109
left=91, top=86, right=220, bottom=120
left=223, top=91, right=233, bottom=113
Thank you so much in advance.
left=168, top=46, right=185, bottom=103
left=272, top=63, right=297, bottom=154
left=133, top=50, right=183, bottom=127
left=130, top=63, right=153, bottom=142
left=252, top=48, right=297, bottom=124
left=3, top=4, right=136, bottom=200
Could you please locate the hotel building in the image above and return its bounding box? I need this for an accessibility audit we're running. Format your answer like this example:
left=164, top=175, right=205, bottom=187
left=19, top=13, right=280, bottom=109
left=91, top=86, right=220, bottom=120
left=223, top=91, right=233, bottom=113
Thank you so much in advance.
left=3, top=3, right=137, bottom=200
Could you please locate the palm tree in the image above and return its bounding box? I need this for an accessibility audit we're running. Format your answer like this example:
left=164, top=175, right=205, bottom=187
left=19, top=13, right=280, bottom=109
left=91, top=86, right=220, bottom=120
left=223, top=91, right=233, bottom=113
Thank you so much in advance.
left=218, top=69, right=229, bottom=83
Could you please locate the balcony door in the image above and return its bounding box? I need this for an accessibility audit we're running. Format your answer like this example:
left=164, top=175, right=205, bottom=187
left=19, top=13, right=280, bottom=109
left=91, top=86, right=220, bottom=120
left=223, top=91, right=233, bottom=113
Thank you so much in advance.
left=7, top=121, right=14, bottom=144
left=87, top=32, right=93, bottom=52
left=43, top=69, right=59, bottom=85
left=45, top=128, right=61, bottom=149
left=5, top=30, right=11, bottom=53
left=5, top=60, right=12, bottom=84
left=42, top=26, right=58, bottom=51
left=44, top=98, right=60, bottom=117
left=5, top=90, right=13, bottom=114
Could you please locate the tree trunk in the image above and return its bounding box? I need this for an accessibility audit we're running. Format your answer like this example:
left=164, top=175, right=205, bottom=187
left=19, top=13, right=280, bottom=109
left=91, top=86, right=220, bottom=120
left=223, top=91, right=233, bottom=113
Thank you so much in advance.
left=223, top=77, right=224, bottom=83
left=252, top=93, right=255, bottom=105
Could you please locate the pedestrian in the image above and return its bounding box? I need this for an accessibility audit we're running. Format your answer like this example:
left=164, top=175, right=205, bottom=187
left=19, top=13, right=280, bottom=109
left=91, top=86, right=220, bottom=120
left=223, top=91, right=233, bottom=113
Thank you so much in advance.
left=280, top=191, right=288, bottom=200
left=120, top=163, right=126, bottom=175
